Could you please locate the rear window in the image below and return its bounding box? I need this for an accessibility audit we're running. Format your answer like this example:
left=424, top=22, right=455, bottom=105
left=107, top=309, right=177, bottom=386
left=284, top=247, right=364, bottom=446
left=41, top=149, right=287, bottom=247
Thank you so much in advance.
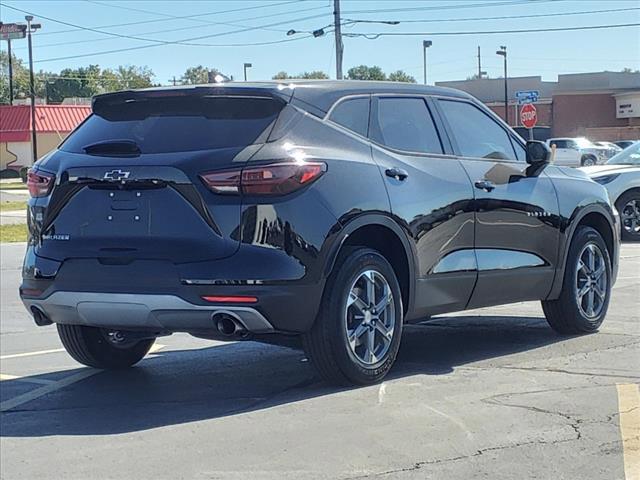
left=61, top=96, right=283, bottom=154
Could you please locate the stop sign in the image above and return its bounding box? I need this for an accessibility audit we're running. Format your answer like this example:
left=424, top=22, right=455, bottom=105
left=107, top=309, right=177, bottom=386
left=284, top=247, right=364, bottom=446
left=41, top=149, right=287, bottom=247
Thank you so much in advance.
left=520, top=104, right=537, bottom=129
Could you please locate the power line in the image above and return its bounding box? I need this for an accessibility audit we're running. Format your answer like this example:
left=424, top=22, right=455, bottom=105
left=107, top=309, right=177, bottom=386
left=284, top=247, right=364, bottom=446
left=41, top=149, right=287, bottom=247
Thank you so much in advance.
left=11, top=3, right=330, bottom=50
left=360, top=7, right=640, bottom=25
left=343, top=0, right=566, bottom=15
left=344, top=23, right=640, bottom=39
left=33, top=0, right=309, bottom=36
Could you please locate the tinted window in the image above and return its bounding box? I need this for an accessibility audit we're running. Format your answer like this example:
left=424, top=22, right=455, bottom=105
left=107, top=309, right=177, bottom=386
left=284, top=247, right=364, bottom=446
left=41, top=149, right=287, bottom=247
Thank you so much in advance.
left=550, top=140, right=567, bottom=148
left=329, top=97, right=370, bottom=137
left=375, top=97, right=443, bottom=154
left=62, top=96, right=282, bottom=154
left=512, top=138, right=526, bottom=162
left=439, top=100, right=516, bottom=160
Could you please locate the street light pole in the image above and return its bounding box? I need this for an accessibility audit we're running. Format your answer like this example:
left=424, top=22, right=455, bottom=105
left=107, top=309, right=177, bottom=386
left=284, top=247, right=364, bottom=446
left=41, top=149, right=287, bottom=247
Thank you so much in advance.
left=422, top=40, right=432, bottom=85
left=334, top=0, right=343, bottom=79
left=243, top=63, right=252, bottom=81
left=496, top=46, right=508, bottom=125
left=26, top=15, right=39, bottom=163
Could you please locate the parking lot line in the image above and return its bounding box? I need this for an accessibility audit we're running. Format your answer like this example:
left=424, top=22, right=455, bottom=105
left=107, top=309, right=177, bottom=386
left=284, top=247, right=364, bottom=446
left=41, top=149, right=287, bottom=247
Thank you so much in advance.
left=0, top=369, right=100, bottom=412
left=0, top=373, right=56, bottom=385
left=0, top=348, right=65, bottom=360
left=617, top=383, right=640, bottom=480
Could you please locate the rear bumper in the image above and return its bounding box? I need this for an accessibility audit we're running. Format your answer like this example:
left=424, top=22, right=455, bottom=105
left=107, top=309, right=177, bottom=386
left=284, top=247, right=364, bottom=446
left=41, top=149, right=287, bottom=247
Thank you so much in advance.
left=22, top=292, right=274, bottom=333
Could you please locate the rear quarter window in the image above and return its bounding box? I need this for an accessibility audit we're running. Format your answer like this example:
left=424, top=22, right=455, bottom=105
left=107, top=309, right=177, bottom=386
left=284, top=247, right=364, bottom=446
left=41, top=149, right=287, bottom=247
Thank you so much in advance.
left=61, top=96, right=283, bottom=154
left=328, top=97, right=370, bottom=137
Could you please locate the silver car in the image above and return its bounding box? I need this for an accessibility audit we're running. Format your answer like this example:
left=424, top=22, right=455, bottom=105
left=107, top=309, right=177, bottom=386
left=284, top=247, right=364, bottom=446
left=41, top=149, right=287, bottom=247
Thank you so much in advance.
left=582, top=141, right=640, bottom=241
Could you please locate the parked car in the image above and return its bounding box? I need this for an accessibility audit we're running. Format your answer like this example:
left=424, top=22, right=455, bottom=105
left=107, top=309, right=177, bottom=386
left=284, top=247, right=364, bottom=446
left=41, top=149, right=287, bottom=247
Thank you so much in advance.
left=594, top=141, right=623, bottom=159
left=614, top=140, right=638, bottom=150
left=20, top=82, right=619, bottom=385
left=582, top=141, right=640, bottom=241
left=546, top=137, right=610, bottom=166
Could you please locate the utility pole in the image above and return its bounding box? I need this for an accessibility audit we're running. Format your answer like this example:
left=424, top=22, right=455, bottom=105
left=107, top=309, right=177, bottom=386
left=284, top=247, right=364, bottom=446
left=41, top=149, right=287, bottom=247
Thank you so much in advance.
left=333, top=0, right=343, bottom=79
left=7, top=39, right=13, bottom=105
left=496, top=46, right=508, bottom=125
left=243, top=62, right=252, bottom=81
left=477, top=46, right=481, bottom=78
left=169, top=76, right=177, bottom=86
left=26, top=16, right=41, bottom=163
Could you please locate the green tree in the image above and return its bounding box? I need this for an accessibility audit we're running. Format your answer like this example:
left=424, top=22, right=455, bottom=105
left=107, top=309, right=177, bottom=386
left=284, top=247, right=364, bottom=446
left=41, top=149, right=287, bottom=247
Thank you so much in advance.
left=0, top=51, right=30, bottom=104
left=387, top=70, right=416, bottom=83
left=346, top=65, right=386, bottom=81
left=182, top=65, right=220, bottom=84
left=621, top=67, right=640, bottom=73
left=113, top=65, right=154, bottom=89
left=272, top=70, right=329, bottom=80
left=272, top=71, right=289, bottom=80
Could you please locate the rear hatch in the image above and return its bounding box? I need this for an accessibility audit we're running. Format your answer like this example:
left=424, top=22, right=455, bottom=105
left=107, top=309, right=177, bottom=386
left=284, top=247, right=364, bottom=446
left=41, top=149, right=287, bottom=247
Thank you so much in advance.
left=33, top=88, right=286, bottom=264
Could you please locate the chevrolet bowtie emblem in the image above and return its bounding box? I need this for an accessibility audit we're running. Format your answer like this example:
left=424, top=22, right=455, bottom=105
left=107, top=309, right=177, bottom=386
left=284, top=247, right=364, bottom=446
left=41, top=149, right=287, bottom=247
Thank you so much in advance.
left=103, top=169, right=131, bottom=181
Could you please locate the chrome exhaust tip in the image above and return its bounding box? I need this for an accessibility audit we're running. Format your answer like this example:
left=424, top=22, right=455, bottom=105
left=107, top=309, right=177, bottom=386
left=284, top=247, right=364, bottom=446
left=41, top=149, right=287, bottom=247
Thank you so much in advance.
left=213, top=312, right=248, bottom=337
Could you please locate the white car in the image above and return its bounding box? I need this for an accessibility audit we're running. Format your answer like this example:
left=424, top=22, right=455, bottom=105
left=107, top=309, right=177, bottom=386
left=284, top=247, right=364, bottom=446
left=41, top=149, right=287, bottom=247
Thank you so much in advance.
left=546, top=137, right=610, bottom=166
left=581, top=141, right=640, bottom=241
left=594, top=141, right=623, bottom=159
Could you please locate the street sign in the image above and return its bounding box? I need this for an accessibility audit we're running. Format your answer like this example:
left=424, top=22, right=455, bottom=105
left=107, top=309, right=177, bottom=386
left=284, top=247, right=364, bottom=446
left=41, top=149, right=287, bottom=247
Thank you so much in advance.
left=515, top=90, right=540, bottom=105
left=0, top=23, right=27, bottom=41
left=520, top=104, right=538, bottom=129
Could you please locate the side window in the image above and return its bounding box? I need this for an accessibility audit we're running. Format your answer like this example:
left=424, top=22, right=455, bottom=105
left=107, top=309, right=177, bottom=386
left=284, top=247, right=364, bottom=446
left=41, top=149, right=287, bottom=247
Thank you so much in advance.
left=567, top=140, right=578, bottom=149
left=551, top=140, right=567, bottom=149
left=328, top=97, right=370, bottom=137
left=512, top=138, right=526, bottom=162
left=373, top=97, right=443, bottom=154
left=439, top=100, right=517, bottom=161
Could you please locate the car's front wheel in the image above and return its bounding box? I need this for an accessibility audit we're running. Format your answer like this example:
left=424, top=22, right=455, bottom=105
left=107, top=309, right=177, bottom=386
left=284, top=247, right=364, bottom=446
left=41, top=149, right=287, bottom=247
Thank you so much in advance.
left=581, top=155, right=597, bottom=166
left=542, top=226, right=612, bottom=334
left=57, top=324, right=155, bottom=369
left=303, top=247, right=403, bottom=385
left=616, top=190, right=640, bottom=242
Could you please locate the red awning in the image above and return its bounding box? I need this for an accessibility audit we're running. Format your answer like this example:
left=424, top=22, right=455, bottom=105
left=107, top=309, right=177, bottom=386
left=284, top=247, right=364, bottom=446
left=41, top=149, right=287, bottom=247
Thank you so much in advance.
left=0, top=105, right=91, bottom=143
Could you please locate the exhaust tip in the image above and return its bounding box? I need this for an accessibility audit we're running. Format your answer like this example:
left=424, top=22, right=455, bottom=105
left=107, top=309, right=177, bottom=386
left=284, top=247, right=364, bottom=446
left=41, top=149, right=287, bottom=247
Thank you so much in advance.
left=31, top=306, right=53, bottom=326
left=213, top=312, right=247, bottom=337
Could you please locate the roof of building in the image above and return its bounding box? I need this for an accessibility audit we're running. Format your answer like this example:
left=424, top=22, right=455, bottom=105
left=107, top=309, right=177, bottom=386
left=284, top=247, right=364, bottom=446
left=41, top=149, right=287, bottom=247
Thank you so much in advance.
left=0, top=105, right=91, bottom=142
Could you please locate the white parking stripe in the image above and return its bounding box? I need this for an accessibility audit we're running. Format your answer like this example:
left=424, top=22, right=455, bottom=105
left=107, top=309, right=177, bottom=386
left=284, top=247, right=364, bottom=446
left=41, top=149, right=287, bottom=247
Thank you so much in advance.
left=0, top=369, right=99, bottom=412
left=0, top=348, right=65, bottom=360
left=0, top=374, right=56, bottom=385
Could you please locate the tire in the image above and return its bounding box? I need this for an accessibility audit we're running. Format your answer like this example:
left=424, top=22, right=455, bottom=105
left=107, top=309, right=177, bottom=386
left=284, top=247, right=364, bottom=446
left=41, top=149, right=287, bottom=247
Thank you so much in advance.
left=581, top=155, right=597, bottom=166
left=57, top=324, right=155, bottom=369
left=303, top=247, right=403, bottom=386
left=616, top=190, right=640, bottom=242
left=542, top=226, right=612, bottom=334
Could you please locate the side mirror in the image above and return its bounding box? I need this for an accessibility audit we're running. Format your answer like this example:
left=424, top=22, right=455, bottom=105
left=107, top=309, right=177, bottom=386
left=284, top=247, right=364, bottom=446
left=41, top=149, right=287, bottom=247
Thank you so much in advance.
left=526, top=141, right=551, bottom=165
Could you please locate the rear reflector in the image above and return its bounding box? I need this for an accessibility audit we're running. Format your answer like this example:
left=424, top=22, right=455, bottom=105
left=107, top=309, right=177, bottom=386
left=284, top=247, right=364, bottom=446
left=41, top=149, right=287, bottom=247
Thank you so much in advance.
left=20, top=288, right=44, bottom=297
left=200, top=161, right=326, bottom=196
left=201, top=295, right=258, bottom=304
left=27, top=169, right=55, bottom=198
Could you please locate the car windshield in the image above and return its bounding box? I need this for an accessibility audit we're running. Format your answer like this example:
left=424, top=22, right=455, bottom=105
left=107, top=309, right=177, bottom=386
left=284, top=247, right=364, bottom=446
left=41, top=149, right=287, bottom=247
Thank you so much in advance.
left=607, top=142, right=640, bottom=165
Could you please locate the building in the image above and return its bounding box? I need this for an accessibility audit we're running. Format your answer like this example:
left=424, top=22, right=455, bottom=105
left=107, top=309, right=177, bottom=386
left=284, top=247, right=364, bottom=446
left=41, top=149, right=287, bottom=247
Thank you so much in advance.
left=0, top=104, right=91, bottom=174
left=436, top=71, right=640, bottom=141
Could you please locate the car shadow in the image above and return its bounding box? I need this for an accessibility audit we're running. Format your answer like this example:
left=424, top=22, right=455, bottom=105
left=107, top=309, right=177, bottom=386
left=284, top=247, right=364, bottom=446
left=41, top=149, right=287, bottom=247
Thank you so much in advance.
left=0, top=314, right=569, bottom=437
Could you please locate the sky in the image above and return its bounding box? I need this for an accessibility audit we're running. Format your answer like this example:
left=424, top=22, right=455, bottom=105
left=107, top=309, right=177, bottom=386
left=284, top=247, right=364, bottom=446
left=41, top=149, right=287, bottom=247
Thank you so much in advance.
left=1, top=0, right=639, bottom=85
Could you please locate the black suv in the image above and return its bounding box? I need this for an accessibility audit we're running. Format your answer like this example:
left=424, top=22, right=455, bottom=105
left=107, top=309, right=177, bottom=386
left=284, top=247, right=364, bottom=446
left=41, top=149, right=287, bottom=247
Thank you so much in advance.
left=21, top=81, right=620, bottom=385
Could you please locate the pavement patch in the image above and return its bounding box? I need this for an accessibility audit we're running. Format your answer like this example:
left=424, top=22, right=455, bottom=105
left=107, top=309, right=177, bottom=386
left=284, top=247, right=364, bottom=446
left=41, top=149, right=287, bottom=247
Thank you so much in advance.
left=617, top=383, right=640, bottom=480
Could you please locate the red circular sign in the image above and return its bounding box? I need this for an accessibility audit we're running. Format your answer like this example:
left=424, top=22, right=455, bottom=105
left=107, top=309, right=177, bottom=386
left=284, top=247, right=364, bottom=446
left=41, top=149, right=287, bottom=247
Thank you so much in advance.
left=520, top=104, right=538, bottom=129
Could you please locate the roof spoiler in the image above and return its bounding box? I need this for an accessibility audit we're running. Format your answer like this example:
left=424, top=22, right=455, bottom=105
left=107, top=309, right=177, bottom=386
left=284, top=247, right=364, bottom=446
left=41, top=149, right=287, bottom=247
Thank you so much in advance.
left=91, top=85, right=294, bottom=114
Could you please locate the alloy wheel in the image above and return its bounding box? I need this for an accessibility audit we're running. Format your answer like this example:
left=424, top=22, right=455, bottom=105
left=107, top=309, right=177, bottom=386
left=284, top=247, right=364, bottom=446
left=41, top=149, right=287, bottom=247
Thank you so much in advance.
left=344, top=270, right=396, bottom=365
left=621, top=199, right=640, bottom=235
left=575, top=243, right=608, bottom=319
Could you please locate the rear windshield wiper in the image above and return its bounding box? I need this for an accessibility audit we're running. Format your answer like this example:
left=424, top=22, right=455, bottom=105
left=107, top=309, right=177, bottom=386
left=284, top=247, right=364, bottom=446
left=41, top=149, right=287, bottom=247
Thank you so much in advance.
left=83, top=140, right=141, bottom=157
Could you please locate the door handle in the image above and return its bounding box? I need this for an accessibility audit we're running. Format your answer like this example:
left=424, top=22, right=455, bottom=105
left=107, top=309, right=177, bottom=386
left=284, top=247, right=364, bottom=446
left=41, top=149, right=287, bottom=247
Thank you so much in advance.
left=474, top=179, right=495, bottom=192
left=385, top=168, right=409, bottom=181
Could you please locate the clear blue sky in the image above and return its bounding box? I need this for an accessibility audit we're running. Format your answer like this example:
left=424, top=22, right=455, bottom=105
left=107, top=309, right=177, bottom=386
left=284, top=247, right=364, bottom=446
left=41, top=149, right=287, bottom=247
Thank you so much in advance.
left=1, top=0, right=639, bottom=84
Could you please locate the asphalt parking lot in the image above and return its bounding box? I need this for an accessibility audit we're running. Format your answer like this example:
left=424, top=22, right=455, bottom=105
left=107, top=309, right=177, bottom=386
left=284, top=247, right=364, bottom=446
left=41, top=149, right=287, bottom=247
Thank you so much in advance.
left=0, top=242, right=638, bottom=480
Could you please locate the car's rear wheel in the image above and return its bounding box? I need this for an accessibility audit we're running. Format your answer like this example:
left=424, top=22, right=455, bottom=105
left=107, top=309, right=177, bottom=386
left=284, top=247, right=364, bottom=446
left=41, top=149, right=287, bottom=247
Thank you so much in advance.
left=57, top=324, right=155, bottom=369
left=542, top=226, right=611, bottom=334
left=303, top=247, right=403, bottom=386
left=616, top=191, right=640, bottom=242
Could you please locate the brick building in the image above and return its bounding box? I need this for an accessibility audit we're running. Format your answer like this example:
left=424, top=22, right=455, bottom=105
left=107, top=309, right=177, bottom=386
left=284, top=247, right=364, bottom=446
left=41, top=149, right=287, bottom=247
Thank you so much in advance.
left=436, top=71, right=640, bottom=141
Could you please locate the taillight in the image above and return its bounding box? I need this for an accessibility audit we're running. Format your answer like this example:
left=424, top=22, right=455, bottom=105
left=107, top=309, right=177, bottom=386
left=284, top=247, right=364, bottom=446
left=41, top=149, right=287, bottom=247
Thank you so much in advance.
left=200, top=162, right=326, bottom=196
left=27, top=169, right=55, bottom=198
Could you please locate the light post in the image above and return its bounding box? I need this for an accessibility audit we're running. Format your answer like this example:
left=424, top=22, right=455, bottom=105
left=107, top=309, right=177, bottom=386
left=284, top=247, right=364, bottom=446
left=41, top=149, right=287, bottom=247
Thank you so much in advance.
left=243, top=63, right=252, bottom=81
left=496, top=45, right=508, bottom=125
left=422, top=40, right=432, bottom=85
left=25, top=16, right=41, bottom=163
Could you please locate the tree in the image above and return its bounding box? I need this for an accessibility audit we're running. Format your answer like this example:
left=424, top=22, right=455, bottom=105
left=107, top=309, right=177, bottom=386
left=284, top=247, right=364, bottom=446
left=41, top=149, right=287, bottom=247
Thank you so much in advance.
left=271, top=70, right=329, bottom=80
left=0, top=51, right=30, bottom=104
left=113, top=65, right=154, bottom=89
left=621, top=67, right=640, bottom=73
left=387, top=70, right=416, bottom=83
left=182, top=65, right=220, bottom=84
left=346, top=65, right=386, bottom=81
